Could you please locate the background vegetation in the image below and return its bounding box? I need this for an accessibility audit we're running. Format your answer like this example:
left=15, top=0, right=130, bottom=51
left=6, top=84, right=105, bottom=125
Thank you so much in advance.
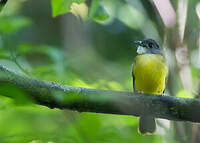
left=0, top=0, right=199, bottom=142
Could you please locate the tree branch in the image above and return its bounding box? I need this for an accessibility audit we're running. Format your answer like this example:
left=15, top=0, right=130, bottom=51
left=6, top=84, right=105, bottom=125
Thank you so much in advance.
left=0, top=65, right=199, bottom=123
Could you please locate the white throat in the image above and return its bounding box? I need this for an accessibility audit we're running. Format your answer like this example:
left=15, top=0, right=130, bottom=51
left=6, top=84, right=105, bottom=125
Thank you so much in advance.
left=137, top=46, right=147, bottom=54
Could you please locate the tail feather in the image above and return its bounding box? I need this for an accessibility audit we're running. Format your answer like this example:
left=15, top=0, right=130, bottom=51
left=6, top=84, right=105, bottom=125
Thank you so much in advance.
left=139, top=116, right=156, bottom=134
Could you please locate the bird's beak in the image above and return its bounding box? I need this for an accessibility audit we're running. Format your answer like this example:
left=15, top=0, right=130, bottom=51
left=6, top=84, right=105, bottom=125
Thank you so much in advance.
left=134, top=40, right=143, bottom=46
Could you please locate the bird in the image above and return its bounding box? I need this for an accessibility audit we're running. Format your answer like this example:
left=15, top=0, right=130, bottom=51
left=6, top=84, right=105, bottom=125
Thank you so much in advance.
left=132, top=39, right=168, bottom=134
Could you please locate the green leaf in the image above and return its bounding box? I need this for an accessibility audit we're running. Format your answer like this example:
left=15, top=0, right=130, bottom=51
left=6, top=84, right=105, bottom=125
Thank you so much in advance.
left=18, top=44, right=65, bottom=76
left=0, top=84, right=33, bottom=106
left=0, top=0, right=7, bottom=12
left=0, top=49, right=10, bottom=59
left=176, top=89, right=194, bottom=98
left=89, top=0, right=109, bottom=21
left=0, top=16, right=32, bottom=34
left=51, top=0, right=85, bottom=17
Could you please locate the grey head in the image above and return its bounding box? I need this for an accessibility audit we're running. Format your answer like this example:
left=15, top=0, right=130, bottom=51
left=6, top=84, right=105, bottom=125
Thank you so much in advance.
left=135, top=39, right=162, bottom=54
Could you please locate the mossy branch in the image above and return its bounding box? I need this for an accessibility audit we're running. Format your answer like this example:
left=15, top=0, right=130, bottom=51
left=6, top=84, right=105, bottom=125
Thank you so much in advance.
left=0, top=65, right=199, bottom=122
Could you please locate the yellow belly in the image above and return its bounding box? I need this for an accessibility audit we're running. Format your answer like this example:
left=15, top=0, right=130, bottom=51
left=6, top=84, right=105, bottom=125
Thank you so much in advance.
left=133, top=54, right=168, bottom=95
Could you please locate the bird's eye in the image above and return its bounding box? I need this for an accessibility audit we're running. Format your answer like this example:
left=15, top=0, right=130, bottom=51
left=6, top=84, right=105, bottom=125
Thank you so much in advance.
left=148, top=43, right=153, bottom=48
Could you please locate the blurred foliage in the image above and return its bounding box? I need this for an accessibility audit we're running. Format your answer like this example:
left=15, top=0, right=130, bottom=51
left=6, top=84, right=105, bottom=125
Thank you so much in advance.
left=0, top=0, right=7, bottom=12
left=0, top=16, right=31, bottom=34
left=0, top=0, right=199, bottom=143
left=89, top=0, right=109, bottom=21
left=51, top=0, right=85, bottom=17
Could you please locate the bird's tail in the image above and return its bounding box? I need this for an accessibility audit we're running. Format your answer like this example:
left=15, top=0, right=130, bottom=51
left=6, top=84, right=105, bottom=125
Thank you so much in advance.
left=138, top=116, right=156, bottom=134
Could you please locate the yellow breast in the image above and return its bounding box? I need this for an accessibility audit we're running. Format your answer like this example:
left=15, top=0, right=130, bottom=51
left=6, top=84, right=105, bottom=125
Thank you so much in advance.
left=133, top=54, right=168, bottom=95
